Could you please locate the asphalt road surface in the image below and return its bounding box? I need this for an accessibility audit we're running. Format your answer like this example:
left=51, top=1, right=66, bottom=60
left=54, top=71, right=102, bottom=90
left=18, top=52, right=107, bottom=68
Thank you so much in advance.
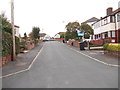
left=2, top=41, right=118, bottom=88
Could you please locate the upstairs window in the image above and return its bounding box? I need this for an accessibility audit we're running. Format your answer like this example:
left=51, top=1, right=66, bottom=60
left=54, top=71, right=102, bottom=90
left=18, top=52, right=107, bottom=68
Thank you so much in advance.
left=107, top=16, right=110, bottom=23
left=117, top=12, right=120, bottom=22
left=110, top=16, right=115, bottom=22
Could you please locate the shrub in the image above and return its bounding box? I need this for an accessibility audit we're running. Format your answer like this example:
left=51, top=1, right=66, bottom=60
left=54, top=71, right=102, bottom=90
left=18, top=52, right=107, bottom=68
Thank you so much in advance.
left=1, top=31, right=20, bottom=57
left=104, top=43, right=120, bottom=51
left=15, top=36, right=20, bottom=55
left=2, top=31, right=12, bottom=57
left=34, top=39, right=38, bottom=44
left=19, top=41, right=27, bottom=50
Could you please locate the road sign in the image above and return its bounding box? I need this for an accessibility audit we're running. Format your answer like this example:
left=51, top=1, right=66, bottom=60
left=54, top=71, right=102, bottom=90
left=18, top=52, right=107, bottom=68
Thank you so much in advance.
left=77, top=32, right=84, bottom=36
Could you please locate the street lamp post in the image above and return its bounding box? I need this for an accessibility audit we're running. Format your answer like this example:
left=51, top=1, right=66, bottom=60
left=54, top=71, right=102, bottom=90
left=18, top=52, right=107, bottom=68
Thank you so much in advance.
left=62, top=21, right=66, bottom=41
left=11, top=0, right=16, bottom=61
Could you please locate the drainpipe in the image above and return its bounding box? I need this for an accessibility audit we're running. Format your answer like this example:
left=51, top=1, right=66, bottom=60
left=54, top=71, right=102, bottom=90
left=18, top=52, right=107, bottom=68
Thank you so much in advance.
left=114, top=15, right=117, bottom=43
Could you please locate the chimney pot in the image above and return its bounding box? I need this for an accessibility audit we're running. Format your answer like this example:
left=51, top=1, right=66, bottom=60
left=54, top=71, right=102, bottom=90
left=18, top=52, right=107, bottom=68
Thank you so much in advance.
left=107, top=7, right=113, bottom=16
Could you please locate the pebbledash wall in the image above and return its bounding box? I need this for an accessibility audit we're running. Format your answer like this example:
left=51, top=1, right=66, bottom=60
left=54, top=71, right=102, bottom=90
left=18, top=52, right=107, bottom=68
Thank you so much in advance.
left=91, top=3, right=120, bottom=45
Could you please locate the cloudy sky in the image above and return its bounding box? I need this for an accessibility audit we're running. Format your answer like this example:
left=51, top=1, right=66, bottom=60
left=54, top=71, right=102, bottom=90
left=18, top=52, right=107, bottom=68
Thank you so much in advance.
left=0, top=0, right=120, bottom=37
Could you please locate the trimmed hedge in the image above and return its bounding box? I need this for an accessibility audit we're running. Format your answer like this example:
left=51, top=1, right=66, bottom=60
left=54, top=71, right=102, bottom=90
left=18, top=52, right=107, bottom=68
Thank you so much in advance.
left=1, top=31, right=12, bottom=57
left=0, top=31, right=20, bottom=58
left=104, top=43, right=120, bottom=51
left=15, top=36, right=20, bottom=54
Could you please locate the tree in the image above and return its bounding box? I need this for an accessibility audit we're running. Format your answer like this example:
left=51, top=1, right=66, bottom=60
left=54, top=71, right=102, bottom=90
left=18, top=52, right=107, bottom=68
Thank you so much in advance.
left=80, top=24, right=94, bottom=39
left=1, top=13, right=12, bottom=34
left=65, top=21, right=80, bottom=40
left=60, top=33, right=64, bottom=38
left=32, top=27, right=40, bottom=39
left=23, top=32, right=27, bottom=40
left=0, top=13, right=20, bottom=57
left=66, top=22, right=80, bottom=32
left=28, top=32, right=33, bottom=39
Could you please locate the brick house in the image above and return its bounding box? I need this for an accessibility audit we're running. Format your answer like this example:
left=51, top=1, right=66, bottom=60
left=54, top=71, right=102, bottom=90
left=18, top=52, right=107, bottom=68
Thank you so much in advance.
left=91, top=5, right=120, bottom=45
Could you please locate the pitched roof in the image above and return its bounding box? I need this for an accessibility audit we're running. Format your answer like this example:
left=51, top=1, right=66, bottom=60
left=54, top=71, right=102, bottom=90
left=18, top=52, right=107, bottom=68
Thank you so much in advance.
left=39, top=33, right=46, bottom=37
left=58, top=32, right=65, bottom=35
left=82, top=17, right=99, bottom=24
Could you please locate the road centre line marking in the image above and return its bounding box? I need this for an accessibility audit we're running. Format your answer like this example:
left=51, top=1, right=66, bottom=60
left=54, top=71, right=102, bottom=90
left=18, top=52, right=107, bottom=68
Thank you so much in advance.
left=64, top=44, right=120, bottom=67
left=0, top=45, right=44, bottom=79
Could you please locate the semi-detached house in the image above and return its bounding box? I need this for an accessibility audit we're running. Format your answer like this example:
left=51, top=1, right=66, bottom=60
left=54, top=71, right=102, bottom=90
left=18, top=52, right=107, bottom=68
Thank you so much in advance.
left=91, top=6, right=120, bottom=45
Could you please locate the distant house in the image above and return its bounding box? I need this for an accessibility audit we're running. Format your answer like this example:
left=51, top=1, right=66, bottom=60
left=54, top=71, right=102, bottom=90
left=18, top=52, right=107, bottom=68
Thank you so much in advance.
left=82, top=17, right=99, bottom=26
left=14, top=25, right=20, bottom=37
left=9, top=22, right=20, bottom=37
left=54, top=34, right=60, bottom=38
left=81, top=17, right=99, bottom=40
left=39, top=33, right=47, bottom=40
left=44, top=34, right=51, bottom=40
left=91, top=6, right=120, bottom=45
left=54, top=32, right=65, bottom=40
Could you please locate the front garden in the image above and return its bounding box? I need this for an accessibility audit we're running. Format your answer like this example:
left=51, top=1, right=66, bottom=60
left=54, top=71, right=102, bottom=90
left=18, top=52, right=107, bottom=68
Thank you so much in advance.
left=104, top=43, right=120, bottom=57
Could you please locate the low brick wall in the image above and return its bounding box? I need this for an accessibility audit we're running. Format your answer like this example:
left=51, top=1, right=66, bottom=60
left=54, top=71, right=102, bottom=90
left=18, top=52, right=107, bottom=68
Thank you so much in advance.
left=26, top=40, right=43, bottom=50
left=26, top=41, right=35, bottom=50
left=104, top=50, right=120, bottom=58
left=0, top=54, right=11, bottom=67
left=38, top=40, right=43, bottom=43
left=67, top=40, right=80, bottom=47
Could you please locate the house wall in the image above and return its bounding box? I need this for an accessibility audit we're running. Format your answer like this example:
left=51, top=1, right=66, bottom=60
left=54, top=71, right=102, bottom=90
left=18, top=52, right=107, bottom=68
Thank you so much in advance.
left=101, top=23, right=115, bottom=32
left=54, top=34, right=60, bottom=38
left=15, top=27, right=20, bottom=37
left=92, top=7, right=120, bottom=44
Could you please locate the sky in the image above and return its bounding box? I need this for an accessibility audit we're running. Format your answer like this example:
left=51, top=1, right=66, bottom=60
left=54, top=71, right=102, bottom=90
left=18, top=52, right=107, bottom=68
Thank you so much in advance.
left=0, top=0, right=120, bottom=37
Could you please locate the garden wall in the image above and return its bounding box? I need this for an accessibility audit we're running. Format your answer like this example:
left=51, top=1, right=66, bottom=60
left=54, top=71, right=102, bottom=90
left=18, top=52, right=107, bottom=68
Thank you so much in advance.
left=104, top=50, right=120, bottom=58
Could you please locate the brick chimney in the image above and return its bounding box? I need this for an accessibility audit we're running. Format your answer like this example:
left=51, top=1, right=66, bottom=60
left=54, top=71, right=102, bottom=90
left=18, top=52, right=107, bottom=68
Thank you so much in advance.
left=107, top=7, right=113, bottom=16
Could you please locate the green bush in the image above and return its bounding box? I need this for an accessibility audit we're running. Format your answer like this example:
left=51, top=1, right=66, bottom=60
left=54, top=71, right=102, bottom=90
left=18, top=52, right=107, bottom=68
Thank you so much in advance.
left=15, top=36, right=20, bottom=54
left=34, top=39, right=38, bottom=44
left=2, top=31, right=12, bottom=57
left=104, top=43, right=120, bottom=51
left=19, top=41, right=27, bottom=50
left=0, top=31, right=20, bottom=57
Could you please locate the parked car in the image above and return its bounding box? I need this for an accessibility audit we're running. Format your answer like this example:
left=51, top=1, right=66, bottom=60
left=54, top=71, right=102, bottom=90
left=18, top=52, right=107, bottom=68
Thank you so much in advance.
left=49, top=39, right=55, bottom=41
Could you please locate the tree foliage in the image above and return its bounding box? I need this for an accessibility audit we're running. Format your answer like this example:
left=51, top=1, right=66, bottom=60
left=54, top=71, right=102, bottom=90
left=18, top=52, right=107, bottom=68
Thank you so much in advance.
left=66, top=22, right=80, bottom=32
left=32, top=27, right=40, bottom=39
left=23, top=32, right=27, bottom=39
left=60, top=33, right=64, bottom=38
left=65, top=22, right=80, bottom=40
left=0, top=13, right=20, bottom=57
left=28, top=32, right=33, bottom=39
left=80, top=24, right=94, bottom=39
left=1, top=13, right=12, bottom=34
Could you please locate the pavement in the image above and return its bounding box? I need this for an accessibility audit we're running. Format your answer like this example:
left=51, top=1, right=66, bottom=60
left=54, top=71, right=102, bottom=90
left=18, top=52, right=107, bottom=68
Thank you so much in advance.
left=2, top=42, right=44, bottom=76
left=2, top=41, right=118, bottom=88
left=65, top=43, right=119, bottom=66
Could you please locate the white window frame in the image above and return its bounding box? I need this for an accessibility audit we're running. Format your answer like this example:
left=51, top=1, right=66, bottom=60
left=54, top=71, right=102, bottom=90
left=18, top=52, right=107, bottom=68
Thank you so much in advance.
left=102, top=33, right=105, bottom=39
left=108, top=31, right=111, bottom=38
left=111, top=31, right=116, bottom=38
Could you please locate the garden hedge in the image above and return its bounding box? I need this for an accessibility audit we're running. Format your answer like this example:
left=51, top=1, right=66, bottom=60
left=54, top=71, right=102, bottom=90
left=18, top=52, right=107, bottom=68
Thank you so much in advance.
left=104, top=43, right=120, bottom=51
left=0, top=31, right=20, bottom=57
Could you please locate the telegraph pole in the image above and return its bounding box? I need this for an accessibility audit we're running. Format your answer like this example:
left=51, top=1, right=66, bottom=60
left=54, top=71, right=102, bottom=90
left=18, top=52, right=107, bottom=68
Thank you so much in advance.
left=11, top=0, right=16, bottom=61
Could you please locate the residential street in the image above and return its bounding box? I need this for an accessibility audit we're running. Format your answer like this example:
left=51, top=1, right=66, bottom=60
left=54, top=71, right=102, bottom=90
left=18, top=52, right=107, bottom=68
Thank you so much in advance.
left=2, top=41, right=118, bottom=88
